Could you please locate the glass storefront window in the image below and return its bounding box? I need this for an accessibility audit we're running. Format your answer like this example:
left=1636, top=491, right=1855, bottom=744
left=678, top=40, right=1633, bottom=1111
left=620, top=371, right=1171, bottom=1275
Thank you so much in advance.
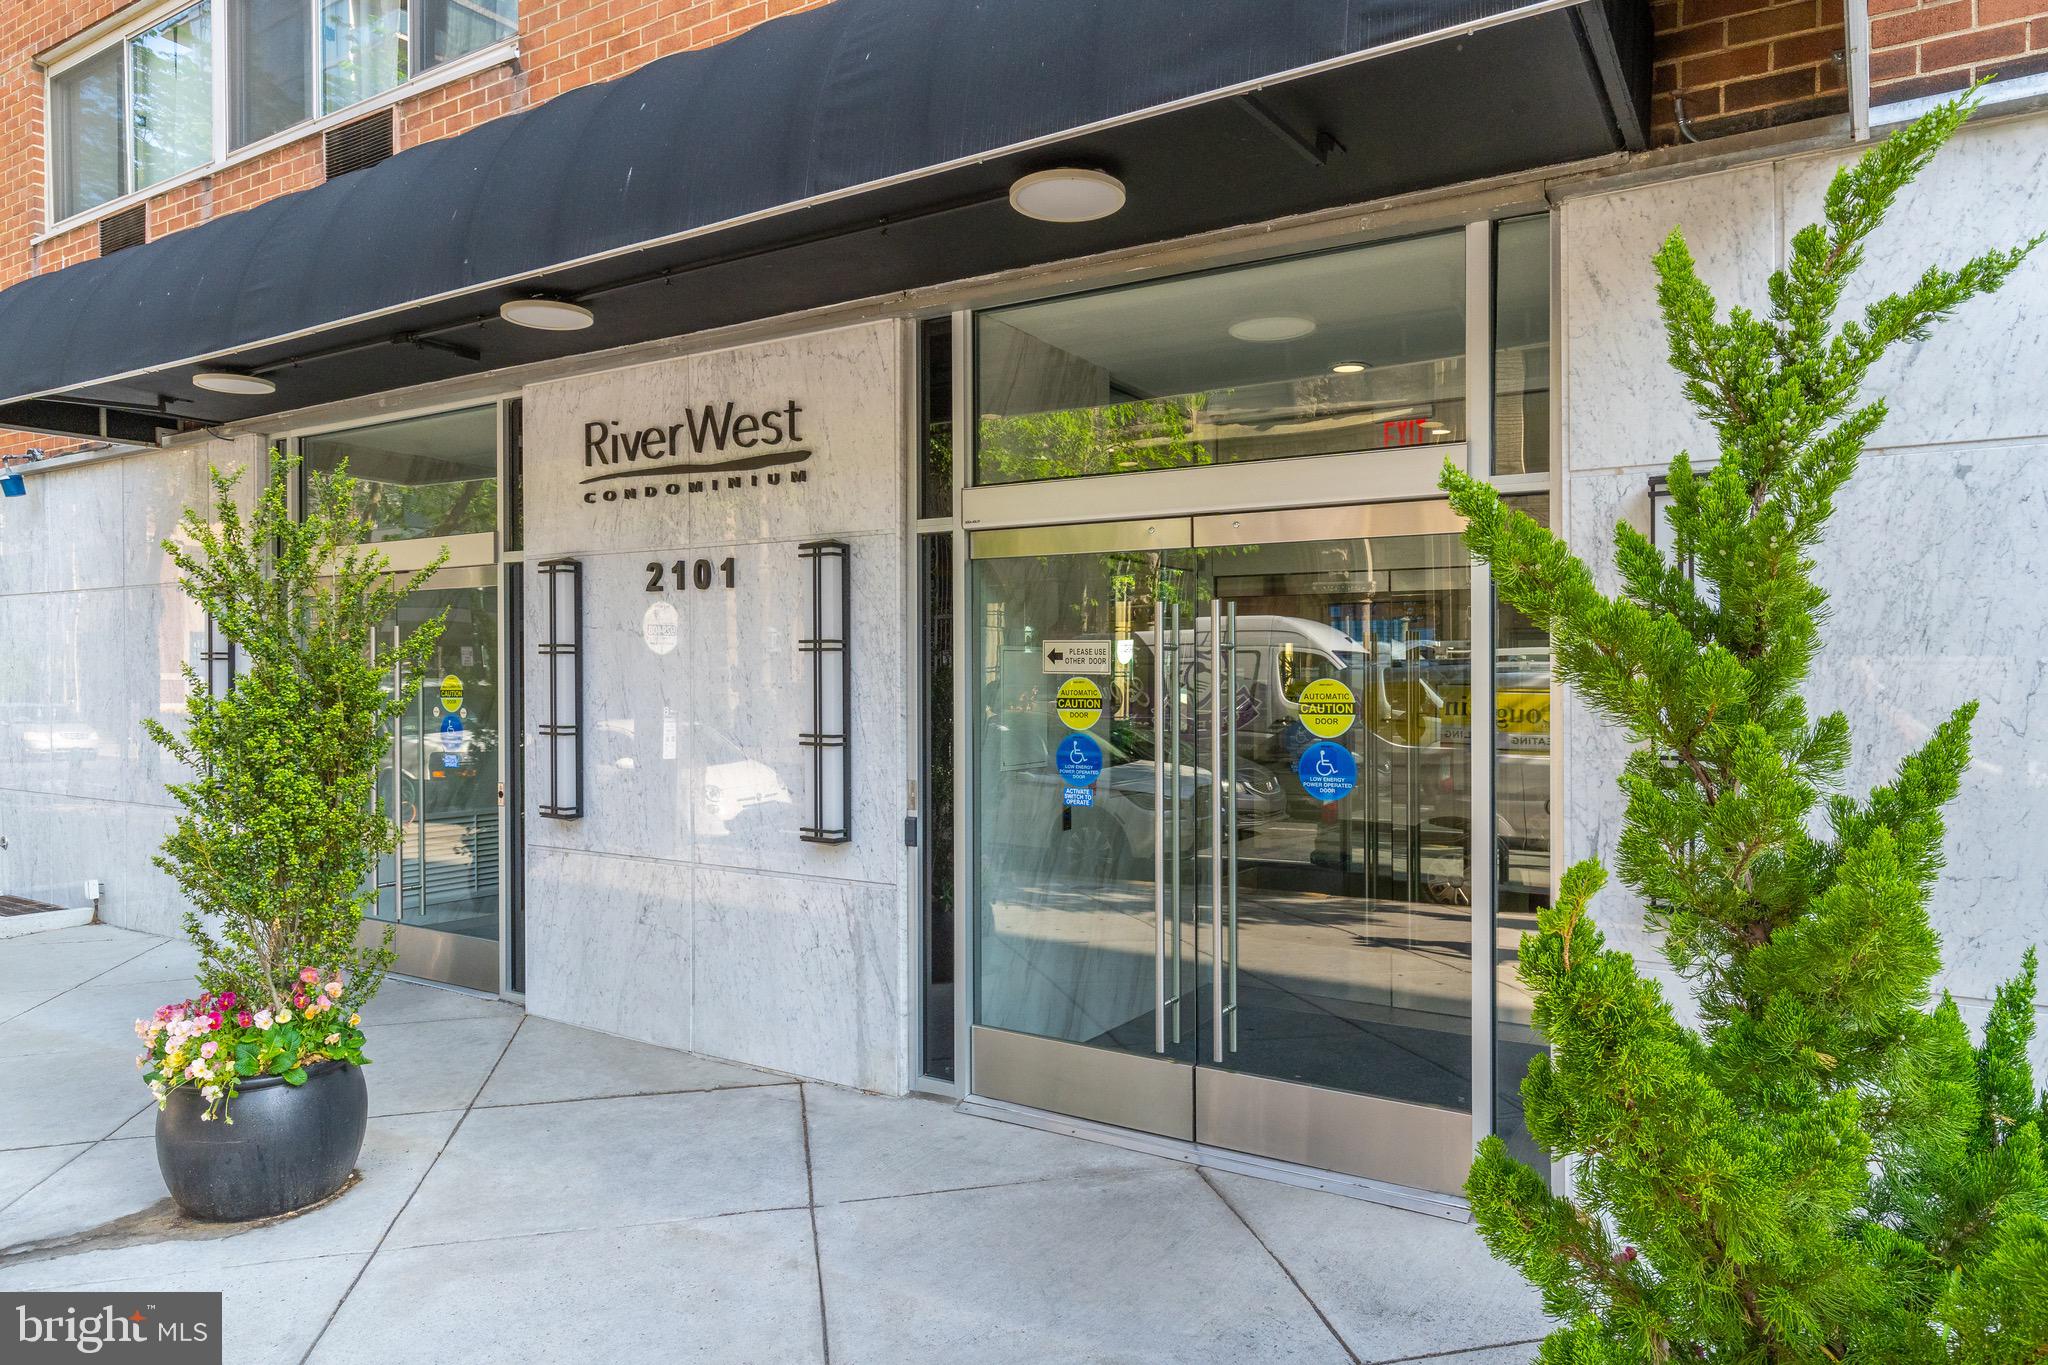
left=1494, top=495, right=1553, bottom=1179
left=131, top=3, right=214, bottom=194
left=51, top=48, right=124, bottom=221
left=918, top=317, right=954, bottom=520
left=1494, top=215, right=1551, bottom=476
left=974, top=232, right=1467, bottom=486
left=301, top=405, right=497, bottom=543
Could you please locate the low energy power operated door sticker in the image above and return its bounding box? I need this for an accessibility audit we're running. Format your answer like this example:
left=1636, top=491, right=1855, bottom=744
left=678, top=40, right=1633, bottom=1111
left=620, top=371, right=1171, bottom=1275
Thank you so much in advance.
left=1296, top=741, right=1357, bottom=803
left=1055, top=732, right=1104, bottom=808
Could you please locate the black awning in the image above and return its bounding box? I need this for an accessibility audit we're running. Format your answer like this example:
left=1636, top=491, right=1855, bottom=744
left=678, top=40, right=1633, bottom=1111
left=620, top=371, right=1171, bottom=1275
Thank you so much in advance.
left=0, top=0, right=1647, bottom=441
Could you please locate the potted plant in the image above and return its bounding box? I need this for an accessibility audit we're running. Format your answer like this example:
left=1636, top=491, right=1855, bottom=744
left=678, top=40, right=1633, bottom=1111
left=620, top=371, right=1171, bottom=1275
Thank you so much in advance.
left=136, top=454, right=444, bottom=1221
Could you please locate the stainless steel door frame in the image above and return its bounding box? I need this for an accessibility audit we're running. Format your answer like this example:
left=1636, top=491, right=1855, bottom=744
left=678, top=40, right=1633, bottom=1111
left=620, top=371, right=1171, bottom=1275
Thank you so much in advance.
left=965, top=521, right=1199, bottom=1141
left=1195, top=1066, right=1474, bottom=1194
left=970, top=1026, right=1194, bottom=1141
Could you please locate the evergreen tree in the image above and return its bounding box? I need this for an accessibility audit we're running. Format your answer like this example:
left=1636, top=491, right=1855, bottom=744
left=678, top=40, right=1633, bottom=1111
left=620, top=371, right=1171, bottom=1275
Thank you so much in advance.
left=146, top=455, right=444, bottom=1014
left=1442, top=88, right=2048, bottom=1362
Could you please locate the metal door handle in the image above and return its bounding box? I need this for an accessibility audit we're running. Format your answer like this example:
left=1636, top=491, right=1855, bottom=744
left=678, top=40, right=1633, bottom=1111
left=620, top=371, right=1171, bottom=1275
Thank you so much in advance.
left=390, top=624, right=407, bottom=922
left=1168, top=600, right=1184, bottom=1046
left=1210, top=601, right=1226, bottom=1063
left=1225, top=603, right=1240, bottom=1056
left=1153, top=600, right=1167, bottom=1055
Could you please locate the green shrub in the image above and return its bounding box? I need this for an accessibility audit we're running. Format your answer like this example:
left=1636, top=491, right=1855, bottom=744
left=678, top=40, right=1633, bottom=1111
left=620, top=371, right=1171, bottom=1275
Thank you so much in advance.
left=1441, top=88, right=2048, bottom=1362
left=145, top=453, right=444, bottom=1050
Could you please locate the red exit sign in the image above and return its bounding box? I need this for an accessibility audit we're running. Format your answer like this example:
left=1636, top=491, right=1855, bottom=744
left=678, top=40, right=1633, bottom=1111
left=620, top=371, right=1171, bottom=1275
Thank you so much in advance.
left=1382, top=417, right=1428, bottom=446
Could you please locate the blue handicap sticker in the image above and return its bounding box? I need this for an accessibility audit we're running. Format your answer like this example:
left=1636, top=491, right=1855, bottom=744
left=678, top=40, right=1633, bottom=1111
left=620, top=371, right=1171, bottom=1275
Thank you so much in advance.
left=438, top=711, right=466, bottom=770
left=1296, top=740, right=1356, bottom=803
left=1054, top=732, right=1104, bottom=786
left=1062, top=785, right=1095, bottom=808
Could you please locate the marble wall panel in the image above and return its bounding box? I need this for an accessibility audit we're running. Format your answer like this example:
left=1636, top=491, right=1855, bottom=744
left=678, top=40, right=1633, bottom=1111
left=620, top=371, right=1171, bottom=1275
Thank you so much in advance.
left=521, top=320, right=902, bottom=556
left=517, top=320, right=914, bottom=1091
left=684, top=531, right=905, bottom=887
left=523, top=551, right=699, bottom=864
left=691, top=864, right=904, bottom=1093
left=1559, top=162, right=1777, bottom=476
left=34, top=458, right=126, bottom=595
left=1778, top=114, right=2048, bottom=452
left=524, top=845, right=695, bottom=1053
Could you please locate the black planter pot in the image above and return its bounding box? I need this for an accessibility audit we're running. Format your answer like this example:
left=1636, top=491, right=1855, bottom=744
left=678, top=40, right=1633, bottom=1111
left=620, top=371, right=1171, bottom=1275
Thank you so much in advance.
left=155, top=1059, right=367, bottom=1221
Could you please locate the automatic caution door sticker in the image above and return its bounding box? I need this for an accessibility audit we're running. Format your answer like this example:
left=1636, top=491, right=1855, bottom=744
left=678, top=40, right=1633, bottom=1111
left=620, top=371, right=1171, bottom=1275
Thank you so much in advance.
left=1297, top=677, right=1356, bottom=738
left=1054, top=676, right=1102, bottom=730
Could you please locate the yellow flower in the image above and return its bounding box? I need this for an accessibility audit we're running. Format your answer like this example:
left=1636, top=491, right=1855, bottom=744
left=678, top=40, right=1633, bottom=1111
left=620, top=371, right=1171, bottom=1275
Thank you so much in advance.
left=277, top=1009, right=293, bottom=1023
left=349, top=1013, right=361, bottom=1027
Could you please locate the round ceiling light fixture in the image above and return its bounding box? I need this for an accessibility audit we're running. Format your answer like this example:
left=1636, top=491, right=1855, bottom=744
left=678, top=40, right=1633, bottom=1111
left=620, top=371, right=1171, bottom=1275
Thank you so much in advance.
left=1228, top=315, right=1317, bottom=343
left=499, top=296, right=595, bottom=331
left=192, top=369, right=277, bottom=396
left=1008, top=168, right=1127, bottom=223
left=1330, top=360, right=1369, bottom=374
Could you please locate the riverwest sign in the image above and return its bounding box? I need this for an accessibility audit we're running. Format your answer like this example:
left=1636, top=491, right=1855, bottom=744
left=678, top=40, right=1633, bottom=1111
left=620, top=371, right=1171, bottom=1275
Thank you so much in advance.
left=578, top=399, right=810, bottom=505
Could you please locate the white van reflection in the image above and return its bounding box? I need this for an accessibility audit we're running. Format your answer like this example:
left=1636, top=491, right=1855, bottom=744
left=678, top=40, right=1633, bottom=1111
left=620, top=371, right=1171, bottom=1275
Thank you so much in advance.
left=1133, top=614, right=1551, bottom=902
left=977, top=717, right=1286, bottom=880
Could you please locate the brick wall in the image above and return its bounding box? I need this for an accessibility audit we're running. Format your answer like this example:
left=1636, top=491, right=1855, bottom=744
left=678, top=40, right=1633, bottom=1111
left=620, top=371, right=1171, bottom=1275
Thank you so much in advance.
left=0, top=0, right=831, bottom=456
left=1652, top=0, right=2048, bottom=146
left=1652, top=0, right=1850, bottom=145
left=1871, top=1, right=2048, bottom=103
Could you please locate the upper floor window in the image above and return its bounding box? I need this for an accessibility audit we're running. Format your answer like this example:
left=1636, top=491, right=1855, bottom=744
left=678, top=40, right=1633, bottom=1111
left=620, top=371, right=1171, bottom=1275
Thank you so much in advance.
left=47, top=0, right=518, bottom=224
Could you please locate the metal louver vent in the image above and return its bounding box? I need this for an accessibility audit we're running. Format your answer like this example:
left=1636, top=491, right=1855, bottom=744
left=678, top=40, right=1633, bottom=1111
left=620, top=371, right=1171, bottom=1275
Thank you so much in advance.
left=98, top=205, right=146, bottom=256
left=324, top=109, right=394, bottom=180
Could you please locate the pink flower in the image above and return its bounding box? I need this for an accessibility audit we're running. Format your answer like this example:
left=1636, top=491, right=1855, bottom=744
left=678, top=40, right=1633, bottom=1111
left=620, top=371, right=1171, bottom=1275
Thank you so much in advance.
left=219, top=991, right=236, bottom=1008
left=237, top=1011, right=253, bottom=1027
left=293, top=991, right=308, bottom=1009
left=200, top=1041, right=217, bottom=1058
left=299, top=967, right=321, bottom=984
left=208, top=1011, right=223, bottom=1029
left=154, top=1005, right=171, bottom=1022
left=323, top=981, right=344, bottom=999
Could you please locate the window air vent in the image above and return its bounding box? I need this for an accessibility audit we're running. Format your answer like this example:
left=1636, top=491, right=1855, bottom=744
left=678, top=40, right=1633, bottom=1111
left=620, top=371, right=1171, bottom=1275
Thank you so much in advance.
left=324, top=109, right=394, bottom=180
left=98, top=205, right=146, bottom=256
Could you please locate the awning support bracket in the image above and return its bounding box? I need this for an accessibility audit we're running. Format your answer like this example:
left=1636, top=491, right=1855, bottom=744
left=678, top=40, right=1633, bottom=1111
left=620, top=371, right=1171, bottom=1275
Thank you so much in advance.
left=1235, top=93, right=1343, bottom=167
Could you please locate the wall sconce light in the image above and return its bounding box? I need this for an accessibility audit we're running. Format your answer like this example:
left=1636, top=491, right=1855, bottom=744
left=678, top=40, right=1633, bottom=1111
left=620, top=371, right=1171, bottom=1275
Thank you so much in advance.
left=1649, top=471, right=1720, bottom=611
left=798, top=539, right=851, bottom=844
left=201, top=614, right=239, bottom=696
left=1647, top=472, right=1675, bottom=554
left=536, top=557, right=584, bottom=819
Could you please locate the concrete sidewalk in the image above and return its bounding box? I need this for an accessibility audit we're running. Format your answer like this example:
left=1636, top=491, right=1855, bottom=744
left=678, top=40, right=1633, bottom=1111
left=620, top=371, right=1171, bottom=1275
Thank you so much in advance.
left=0, top=925, right=1549, bottom=1364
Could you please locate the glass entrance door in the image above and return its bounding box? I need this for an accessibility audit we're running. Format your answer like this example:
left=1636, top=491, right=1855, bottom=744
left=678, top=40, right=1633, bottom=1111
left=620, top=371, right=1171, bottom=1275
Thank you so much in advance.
left=304, top=403, right=505, bottom=993
left=969, top=503, right=1480, bottom=1193
left=365, top=567, right=503, bottom=992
